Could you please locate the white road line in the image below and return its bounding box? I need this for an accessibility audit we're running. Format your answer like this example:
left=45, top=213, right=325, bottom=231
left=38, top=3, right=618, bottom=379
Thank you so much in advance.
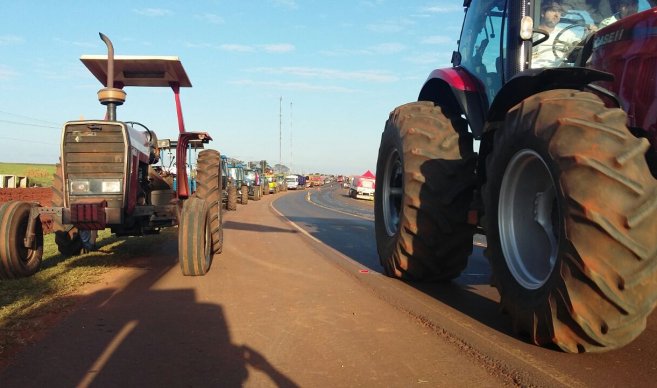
left=305, top=190, right=374, bottom=221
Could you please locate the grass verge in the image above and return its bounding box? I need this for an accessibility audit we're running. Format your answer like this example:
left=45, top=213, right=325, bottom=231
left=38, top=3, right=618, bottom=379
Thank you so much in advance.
left=0, top=162, right=56, bottom=187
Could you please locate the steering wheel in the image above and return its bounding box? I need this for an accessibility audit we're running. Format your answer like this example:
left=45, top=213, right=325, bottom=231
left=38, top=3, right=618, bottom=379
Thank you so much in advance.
left=125, top=121, right=154, bottom=142
left=552, top=12, right=588, bottom=59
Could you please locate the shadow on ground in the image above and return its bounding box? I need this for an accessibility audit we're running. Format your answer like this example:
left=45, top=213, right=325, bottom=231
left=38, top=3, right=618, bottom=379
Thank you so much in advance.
left=0, top=231, right=299, bottom=387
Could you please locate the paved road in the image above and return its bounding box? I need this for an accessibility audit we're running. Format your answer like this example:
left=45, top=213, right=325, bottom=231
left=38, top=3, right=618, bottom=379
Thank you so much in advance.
left=279, top=184, right=491, bottom=286
left=0, top=191, right=508, bottom=387
left=4, top=185, right=657, bottom=387
left=291, top=184, right=657, bottom=388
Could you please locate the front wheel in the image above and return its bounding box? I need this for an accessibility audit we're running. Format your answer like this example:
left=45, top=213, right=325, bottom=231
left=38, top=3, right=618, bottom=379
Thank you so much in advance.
left=195, top=149, right=223, bottom=254
left=0, top=201, right=43, bottom=279
left=484, top=89, right=657, bottom=353
left=178, top=197, right=212, bottom=276
left=240, top=185, right=249, bottom=205
left=374, top=101, right=476, bottom=281
left=227, top=185, right=238, bottom=211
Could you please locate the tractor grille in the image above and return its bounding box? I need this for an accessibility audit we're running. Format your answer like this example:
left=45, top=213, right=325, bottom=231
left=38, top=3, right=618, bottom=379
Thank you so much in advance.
left=62, top=121, right=127, bottom=209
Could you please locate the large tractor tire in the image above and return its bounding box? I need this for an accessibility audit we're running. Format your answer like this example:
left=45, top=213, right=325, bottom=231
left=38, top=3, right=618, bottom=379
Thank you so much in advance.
left=374, top=101, right=477, bottom=281
left=178, top=197, right=212, bottom=276
left=0, top=201, right=43, bottom=279
left=484, top=89, right=657, bottom=353
left=51, top=163, right=82, bottom=256
left=227, top=185, right=238, bottom=211
left=195, top=149, right=223, bottom=255
left=240, top=185, right=249, bottom=205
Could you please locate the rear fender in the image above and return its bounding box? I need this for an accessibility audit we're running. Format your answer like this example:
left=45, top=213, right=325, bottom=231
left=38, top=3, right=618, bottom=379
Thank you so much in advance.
left=418, top=68, right=488, bottom=139
left=487, top=67, right=614, bottom=124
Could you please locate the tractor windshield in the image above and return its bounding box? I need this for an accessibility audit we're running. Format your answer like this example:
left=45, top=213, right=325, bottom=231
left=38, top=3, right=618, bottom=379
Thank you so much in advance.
left=228, top=167, right=244, bottom=181
left=459, top=0, right=507, bottom=103
left=245, top=170, right=259, bottom=185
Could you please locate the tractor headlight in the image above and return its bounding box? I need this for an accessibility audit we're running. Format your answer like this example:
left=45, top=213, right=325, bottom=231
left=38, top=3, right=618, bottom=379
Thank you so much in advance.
left=70, top=180, right=90, bottom=194
left=69, top=179, right=122, bottom=195
left=101, top=180, right=122, bottom=193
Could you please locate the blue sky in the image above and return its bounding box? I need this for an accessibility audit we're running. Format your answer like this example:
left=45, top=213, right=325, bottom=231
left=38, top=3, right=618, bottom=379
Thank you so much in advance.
left=0, top=1, right=463, bottom=176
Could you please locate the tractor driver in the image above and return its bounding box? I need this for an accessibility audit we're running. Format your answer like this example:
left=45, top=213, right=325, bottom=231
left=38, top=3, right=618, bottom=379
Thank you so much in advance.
left=531, top=1, right=580, bottom=68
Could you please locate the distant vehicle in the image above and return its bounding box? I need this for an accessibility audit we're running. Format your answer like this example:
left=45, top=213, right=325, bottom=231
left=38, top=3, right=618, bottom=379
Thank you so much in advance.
left=308, top=174, right=323, bottom=187
left=349, top=175, right=375, bottom=200
left=221, top=155, right=237, bottom=211
left=342, top=176, right=351, bottom=189
left=244, top=168, right=262, bottom=200
left=226, top=161, right=248, bottom=205
left=265, top=174, right=278, bottom=194
left=296, top=174, right=307, bottom=189
left=275, top=174, right=287, bottom=192
left=285, top=175, right=298, bottom=189
left=285, top=175, right=300, bottom=190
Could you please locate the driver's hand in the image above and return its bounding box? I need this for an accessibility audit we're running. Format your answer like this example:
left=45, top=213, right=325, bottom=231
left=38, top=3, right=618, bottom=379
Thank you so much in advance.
left=586, top=24, right=598, bottom=33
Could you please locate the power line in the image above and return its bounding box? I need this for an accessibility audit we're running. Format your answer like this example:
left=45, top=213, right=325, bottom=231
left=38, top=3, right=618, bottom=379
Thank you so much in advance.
left=0, top=119, right=59, bottom=129
left=290, top=101, right=293, bottom=173
left=279, top=96, right=282, bottom=172
left=0, top=136, right=57, bottom=146
left=0, top=109, right=60, bottom=126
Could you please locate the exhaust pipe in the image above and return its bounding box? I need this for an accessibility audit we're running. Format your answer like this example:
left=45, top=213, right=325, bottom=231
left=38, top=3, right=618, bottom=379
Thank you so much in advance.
left=96, top=33, right=126, bottom=121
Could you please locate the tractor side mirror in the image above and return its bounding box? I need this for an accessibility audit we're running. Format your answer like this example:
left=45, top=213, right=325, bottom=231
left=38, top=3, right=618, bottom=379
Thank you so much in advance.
left=451, top=51, right=462, bottom=66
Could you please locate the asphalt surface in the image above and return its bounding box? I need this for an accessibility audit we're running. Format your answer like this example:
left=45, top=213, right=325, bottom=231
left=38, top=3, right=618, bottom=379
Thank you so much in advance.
left=0, top=188, right=509, bottom=388
left=277, top=184, right=657, bottom=388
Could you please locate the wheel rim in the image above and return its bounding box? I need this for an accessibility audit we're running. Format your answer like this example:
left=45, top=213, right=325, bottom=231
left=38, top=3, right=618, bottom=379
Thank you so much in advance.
left=382, top=149, right=403, bottom=236
left=498, top=149, right=559, bottom=290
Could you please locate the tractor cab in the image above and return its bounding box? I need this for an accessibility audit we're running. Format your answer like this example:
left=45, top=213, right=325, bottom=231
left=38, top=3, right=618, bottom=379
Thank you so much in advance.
left=437, top=0, right=652, bottom=139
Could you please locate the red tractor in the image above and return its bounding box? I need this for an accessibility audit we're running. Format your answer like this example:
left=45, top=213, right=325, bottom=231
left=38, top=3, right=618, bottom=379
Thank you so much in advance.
left=375, top=0, right=657, bottom=353
left=583, top=4, right=657, bottom=172
left=0, top=33, right=223, bottom=279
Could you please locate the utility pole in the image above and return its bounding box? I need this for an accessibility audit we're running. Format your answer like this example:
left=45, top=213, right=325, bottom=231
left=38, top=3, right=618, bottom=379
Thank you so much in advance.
left=279, top=96, right=282, bottom=173
left=290, top=101, right=293, bottom=173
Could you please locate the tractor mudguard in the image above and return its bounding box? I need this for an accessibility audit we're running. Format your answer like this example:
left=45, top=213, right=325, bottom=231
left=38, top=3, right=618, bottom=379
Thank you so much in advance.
left=487, top=67, right=615, bottom=124
left=418, top=67, right=489, bottom=139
